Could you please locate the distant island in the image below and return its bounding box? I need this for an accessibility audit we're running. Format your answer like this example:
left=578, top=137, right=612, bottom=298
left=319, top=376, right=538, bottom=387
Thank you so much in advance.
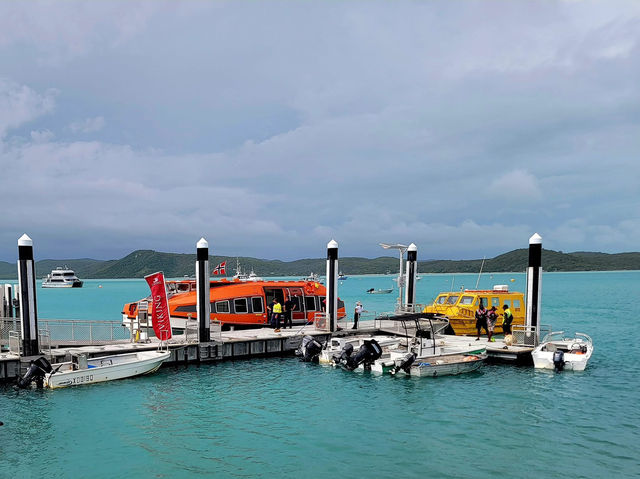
left=0, top=248, right=639, bottom=280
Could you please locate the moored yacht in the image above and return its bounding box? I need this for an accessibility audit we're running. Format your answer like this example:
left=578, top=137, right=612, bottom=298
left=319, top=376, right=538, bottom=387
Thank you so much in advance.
left=42, top=267, right=83, bottom=288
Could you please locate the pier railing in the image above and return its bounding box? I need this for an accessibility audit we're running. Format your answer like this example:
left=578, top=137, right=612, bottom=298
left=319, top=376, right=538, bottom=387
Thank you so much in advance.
left=1, top=318, right=132, bottom=348
left=511, top=324, right=551, bottom=347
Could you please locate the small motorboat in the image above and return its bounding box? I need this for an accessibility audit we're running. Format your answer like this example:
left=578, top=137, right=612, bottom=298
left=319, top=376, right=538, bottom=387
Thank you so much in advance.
left=302, top=272, right=323, bottom=283
left=338, top=272, right=348, bottom=280
left=367, top=288, right=393, bottom=294
left=17, top=350, right=170, bottom=389
left=532, top=331, right=593, bottom=371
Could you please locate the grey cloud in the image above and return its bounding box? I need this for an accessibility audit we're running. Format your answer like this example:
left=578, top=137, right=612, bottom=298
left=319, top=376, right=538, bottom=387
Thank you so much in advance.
left=1, top=1, right=639, bottom=261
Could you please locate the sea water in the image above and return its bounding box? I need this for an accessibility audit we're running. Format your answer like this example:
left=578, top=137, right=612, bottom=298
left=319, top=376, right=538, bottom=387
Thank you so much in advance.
left=1, top=272, right=639, bottom=478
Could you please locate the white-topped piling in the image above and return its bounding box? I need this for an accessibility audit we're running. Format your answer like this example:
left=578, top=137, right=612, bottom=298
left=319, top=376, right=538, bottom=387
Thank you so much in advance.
left=3, top=284, right=13, bottom=317
left=1, top=285, right=5, bottom=317
left=526, top=233, right=543, bottom=342
left=196, top=237, right=210, bottom=342
left=17, top=234, right=39, bottom=356
left=326, top=239, right=339, bottom=332
left=405, top=243, right=417, bottom=310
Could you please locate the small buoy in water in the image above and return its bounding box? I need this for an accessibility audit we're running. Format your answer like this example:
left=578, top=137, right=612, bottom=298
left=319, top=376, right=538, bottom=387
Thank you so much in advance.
left=510, top=278, right=515, bottom=282
left=98, top=285, right=103, bottom=288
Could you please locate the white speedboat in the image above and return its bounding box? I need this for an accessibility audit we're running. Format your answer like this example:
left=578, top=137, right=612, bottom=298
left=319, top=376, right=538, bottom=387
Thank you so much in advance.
left=532, top=331, right=593, bottom=371
left=42, top=267, right=83, bottom=288
left=302, top=272, right=323, bottom=283
left=366, top=288, right=393, bottom=294
left=46, top=350, right=170, bottom=388
left=16, top=350, right=171, bottom=389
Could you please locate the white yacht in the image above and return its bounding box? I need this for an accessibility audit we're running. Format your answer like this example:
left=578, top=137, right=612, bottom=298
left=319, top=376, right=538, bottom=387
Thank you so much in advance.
left=42, top=267, right=83, bottom=288
left=231, top=259, right=263, bottom=282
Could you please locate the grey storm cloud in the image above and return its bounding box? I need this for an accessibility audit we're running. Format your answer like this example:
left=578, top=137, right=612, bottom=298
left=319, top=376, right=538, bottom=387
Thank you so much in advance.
left=0, top=1, right=639, bottom=262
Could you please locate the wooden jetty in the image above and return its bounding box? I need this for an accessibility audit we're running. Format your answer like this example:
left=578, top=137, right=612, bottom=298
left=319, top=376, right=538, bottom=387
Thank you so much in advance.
left=1, top=320, right=533, bottom=383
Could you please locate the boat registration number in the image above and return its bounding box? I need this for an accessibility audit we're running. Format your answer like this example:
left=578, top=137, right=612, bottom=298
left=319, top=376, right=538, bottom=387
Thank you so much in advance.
left=61, top=374, right=94, bottom=386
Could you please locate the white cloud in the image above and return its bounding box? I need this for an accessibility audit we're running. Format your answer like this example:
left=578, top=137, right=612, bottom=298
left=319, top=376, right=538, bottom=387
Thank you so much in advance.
left=30, top=129, right=54, bottom=143
left=490, top=170, right=542, bottom=201
left=0, top=78, right=56, bottom=138
left=1, top=2, right=640, bottom=261
left=69, top=116, right=105, bottom=134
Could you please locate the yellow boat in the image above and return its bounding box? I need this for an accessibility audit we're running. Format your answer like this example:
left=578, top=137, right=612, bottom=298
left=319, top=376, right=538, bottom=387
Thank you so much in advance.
left=421, top=285, right=525, bottom=336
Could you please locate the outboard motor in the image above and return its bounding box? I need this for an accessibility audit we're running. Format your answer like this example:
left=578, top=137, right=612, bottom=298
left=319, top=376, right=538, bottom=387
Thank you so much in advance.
left=298, top=336, right=323, bottom=363
left=553, top=350, right=565, bottom=372
left=342, top=339, right=382, bottom=371
left=16, top=357, right=52, bottom=389
left=391, top=353, right=417, bottom=375
left=332, top=342, right=354, bottom=366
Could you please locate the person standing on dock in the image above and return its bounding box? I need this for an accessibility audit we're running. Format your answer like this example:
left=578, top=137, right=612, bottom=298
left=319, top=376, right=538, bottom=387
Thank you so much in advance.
left=272, top=299, right=283, bottom=332
left=486, top=306, right=498, bottom=342
left=475, top=303, right=488, bottom=340
left=502, top=304, right=513, bottom=335
left=283, top=296, right=296, bottom=329
left=267, top=298, right=276, bottom=327
left=352, top=301, right=363, bottom=329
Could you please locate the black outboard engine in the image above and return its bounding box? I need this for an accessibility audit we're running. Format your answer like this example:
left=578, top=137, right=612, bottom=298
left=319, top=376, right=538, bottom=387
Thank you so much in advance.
left=553, top=350, right=565, bottom=372
left=342, top=339, right=382, bottom=371
left=298, top=336, right=324, bottom=363
left=332, top=342, right=354, bottom=366
left=391, top=352, right=417, bottom=375
left=16, top=357, right=52, bottom=389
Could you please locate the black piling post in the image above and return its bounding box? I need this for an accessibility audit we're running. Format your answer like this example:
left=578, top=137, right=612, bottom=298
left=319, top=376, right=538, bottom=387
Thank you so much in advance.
left=526, top=233, right=542, bottom=342
left=405, top=243, right=417, bottom=310
left=17, top=234, right=39, bottom=356
left=326, top=240, right=338, bottom=332
left=196, top=238, right=211, bottom=342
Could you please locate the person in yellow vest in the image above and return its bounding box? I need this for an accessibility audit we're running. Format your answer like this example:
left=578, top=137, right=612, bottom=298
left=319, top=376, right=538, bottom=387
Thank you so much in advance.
left=272, top=299, right=283, bottom=332
left=502, top=304, right=513, bottom=335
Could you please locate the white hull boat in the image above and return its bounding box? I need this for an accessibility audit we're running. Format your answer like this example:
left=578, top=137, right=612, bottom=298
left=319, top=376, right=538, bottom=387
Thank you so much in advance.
left=42, top=267, right=83, bottom=288
left=532, top=332, right=593, bottom=371
left=373, top=350, right=486, bottom=377
left=366, top=288, right=393, bottom=294
left=46, top=350, right=170, bottom=388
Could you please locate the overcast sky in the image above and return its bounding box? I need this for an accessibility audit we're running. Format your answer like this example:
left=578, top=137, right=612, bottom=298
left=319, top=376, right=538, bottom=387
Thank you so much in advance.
left=1, top=1, right=639, bottom=262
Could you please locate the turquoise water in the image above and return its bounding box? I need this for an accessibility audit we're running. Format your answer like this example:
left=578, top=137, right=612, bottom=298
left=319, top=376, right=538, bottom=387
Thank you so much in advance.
left=1, top=272, right=639, bottom=478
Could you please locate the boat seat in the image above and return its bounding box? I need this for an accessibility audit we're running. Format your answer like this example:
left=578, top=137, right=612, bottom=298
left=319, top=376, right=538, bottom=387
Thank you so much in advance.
left=545, top=343, right=557, bottom=352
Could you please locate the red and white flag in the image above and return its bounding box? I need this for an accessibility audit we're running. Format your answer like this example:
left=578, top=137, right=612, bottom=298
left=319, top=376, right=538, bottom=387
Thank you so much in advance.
left=144, top=272, right=172, bottom=341
left=213, top=261, right=226, bottom=275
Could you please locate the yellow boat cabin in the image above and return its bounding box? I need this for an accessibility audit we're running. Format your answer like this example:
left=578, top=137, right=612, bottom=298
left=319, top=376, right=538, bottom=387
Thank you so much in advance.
left=422, top=285, right=525, bottom=336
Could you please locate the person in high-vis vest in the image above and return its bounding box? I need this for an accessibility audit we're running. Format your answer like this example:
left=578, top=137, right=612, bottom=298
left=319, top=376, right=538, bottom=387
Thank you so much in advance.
left=272, top=299, right=283, bottom=332
left=502, top=304, right=514, bottom=335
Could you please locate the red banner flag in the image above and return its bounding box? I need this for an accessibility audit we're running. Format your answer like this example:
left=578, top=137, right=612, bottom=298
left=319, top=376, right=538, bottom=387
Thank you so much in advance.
left=213, top=261, right=226, bottom=275
left=144, top=272, right=172, bottom=341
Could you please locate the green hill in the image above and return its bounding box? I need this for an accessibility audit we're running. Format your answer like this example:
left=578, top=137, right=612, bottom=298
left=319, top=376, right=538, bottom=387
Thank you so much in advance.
left=0, top=249, right=638, bottom=280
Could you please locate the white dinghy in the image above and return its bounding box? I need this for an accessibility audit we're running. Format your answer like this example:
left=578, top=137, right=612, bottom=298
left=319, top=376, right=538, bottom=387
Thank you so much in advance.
left=532, top=331, right=593, bottom=372
left=17, top=350, right=171, bottom=389
left=46, top=350, right=171, bottom=388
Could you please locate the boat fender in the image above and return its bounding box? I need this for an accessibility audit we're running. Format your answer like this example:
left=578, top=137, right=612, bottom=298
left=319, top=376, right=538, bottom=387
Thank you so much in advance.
left=553, top=350, right=565, bottom=372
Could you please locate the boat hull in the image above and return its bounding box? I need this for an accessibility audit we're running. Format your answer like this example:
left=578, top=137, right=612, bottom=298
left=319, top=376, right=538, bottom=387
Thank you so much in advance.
left=45, top=350, right=170, bottom=389
left=407, top=355, right=484, bottom=377
left=531, top=333, right=593, bottom=371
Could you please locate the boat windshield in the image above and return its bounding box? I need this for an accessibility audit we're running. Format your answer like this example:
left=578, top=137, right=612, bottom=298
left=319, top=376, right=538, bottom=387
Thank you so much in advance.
left=459, top=295, right=474, bottom=305
left=435, top=295, right=448, bottom=305
left=446, top=295, right=459, bottom=305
